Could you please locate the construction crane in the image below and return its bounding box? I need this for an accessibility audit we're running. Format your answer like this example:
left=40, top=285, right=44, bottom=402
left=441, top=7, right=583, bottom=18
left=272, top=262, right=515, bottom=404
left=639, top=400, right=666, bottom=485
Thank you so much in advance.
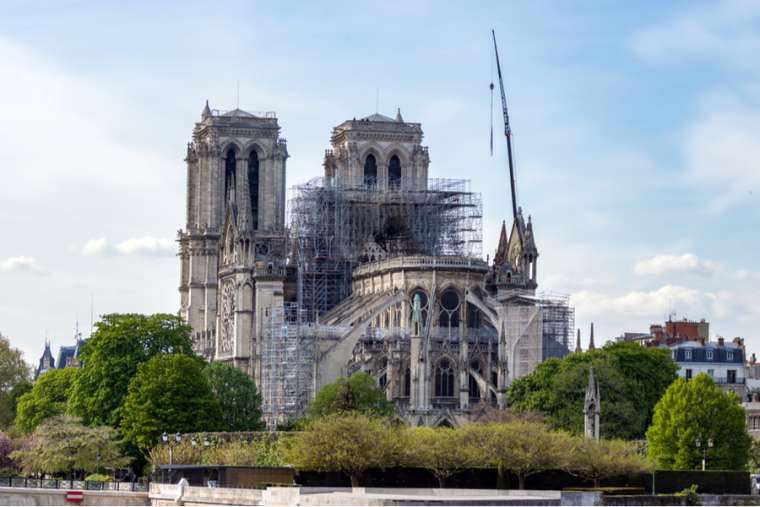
left=491, top=29, right=519, bottom=225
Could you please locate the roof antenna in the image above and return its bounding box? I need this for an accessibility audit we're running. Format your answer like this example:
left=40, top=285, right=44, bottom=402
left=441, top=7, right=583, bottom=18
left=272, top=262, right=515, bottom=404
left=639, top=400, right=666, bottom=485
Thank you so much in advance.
left=490, top=42, right=495, bottom=156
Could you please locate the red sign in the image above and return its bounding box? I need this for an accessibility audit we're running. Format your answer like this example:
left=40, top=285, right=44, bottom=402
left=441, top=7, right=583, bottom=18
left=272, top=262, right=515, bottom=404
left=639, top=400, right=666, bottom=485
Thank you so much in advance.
left=65, top=490, right=84, bottom=504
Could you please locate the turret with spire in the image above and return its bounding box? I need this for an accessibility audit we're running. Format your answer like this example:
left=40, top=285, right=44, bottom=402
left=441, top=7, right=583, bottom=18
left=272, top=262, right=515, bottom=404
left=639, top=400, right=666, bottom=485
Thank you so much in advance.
left=584, top=366, right=600, bottom=440
left=576, top=328, right=582, bottom=353
left=588, top=322, right=596, bottom=351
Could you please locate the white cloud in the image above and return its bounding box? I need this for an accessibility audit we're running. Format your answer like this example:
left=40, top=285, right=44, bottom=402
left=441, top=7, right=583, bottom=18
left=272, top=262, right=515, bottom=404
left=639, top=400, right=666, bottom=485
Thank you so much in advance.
left=82, top=238, right=110, bottom=256
left=82, top=237, right=175, bottom=257
left=573, top=285, right=715, bottom=319
left=629, top=0, right=760, bottom=73
left=681, top=91, right=760, bottom=211
left=115, top=237, right=175, bottom=256
left=0, top=256, right=47, bottom=275
left=634, top=253, right=716, bottom=276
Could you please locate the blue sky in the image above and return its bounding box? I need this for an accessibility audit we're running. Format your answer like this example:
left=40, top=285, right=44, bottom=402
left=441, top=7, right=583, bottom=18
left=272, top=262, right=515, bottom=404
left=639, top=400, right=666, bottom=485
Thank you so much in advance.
left=1, top=0, right=759, bottom=363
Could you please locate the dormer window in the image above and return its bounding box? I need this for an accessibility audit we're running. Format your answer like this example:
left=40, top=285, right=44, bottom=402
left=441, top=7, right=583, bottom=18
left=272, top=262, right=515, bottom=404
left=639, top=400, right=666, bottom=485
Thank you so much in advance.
left=685, top=349, right=692, bottom=360
left=727, top=350, right=734, bottom=361
left=706, top=350, right=714, bottom=360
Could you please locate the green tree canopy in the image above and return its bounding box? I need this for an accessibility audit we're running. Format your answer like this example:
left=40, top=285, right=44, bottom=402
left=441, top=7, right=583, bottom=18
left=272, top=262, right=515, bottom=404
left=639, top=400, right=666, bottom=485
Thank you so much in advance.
left=508, top=341, right=678, bottom=439
left=119, top=354, right=223, bottom=452
left=307, top=372, right=394, bottom=419
left=463, top=420, right=574, bottom=489
left=203, top=362, right=264, bottom=431
left=281, top=412, right=403, bottom=487
left=567, top=437, right=652, bottom=487
left=67, top=313, right=194, bottom=427
left=646, top=373, right=750, bottom=470
left=11, top=415, right=129, bottom=478
left=0, top=379, right=32, bottom=430
left=16, top=367, right=79, bottom=434
left=0, top=334, right=31, bottom=430
left=402, top=426, right=478, bottom=487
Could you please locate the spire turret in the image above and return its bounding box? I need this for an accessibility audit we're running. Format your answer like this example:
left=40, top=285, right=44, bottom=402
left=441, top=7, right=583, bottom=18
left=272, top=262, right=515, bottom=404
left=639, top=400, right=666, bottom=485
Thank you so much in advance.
left=202, top=99, right=211, bottom=119
left=588, top=322, right=595, bottom=350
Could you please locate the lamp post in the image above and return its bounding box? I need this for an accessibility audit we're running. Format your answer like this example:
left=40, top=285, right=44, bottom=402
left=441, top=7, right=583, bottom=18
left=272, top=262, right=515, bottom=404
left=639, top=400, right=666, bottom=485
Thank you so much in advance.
left=695, top=438, right=713, bottom=471
left=162, top=431, right=182, bottom=483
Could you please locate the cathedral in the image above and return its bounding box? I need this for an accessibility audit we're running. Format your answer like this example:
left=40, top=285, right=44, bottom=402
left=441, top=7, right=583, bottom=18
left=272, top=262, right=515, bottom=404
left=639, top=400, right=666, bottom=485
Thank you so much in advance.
left=178, top=103, right=573, bottom=428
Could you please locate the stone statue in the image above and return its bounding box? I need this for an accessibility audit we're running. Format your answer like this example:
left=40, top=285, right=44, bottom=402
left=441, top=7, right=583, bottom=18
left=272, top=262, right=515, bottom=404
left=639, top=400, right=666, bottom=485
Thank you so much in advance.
left=411, top=293, right=423, bottom=335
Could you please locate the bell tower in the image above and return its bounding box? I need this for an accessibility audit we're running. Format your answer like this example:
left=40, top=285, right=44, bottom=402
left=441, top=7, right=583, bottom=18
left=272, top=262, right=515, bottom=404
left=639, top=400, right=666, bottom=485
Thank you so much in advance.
left=178, top=102, right=288, bottom=372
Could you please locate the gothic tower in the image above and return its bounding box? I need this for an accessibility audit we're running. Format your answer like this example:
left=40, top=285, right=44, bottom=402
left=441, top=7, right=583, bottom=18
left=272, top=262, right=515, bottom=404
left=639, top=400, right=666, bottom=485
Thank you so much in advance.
left=178, top=102, right=288, bottom=377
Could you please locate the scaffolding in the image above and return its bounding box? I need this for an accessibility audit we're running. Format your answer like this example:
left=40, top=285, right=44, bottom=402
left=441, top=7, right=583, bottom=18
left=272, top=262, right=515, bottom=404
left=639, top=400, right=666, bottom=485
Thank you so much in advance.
left=260, top=303, right=317, bottom=429
left=537, top=292, right=574, bottom=360
left=288, top=177, right=483, bottom=320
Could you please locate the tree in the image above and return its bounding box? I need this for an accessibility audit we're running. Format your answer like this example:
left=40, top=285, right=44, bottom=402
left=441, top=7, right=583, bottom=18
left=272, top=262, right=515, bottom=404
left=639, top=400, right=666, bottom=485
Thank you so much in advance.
left=0, top=379, right=32, bottom=429
left=11, top=415, right=128, bottom=478
left=306, top=372, right=394, bottom=419
left=281, top=412, right=402, bottom=486
left=402, top=426, right=477, bottom=487
left=463, top=421, right=572, bottom=489
left=646, top=373, right=751, bottom=471
left=0, top=334, right=31, bottom=429
left=15, top=368, right=79, bottom=434
left=508, top=341, right=678, bottom=439
left=68, top=313, right=194, bottom=427
left=567, top=437, right=651, bottom=487
left=203, top=362, right=264, bottom=431
left=119, top=354, right=223, bottom=452
left=0, top=431, right=12, bottom=471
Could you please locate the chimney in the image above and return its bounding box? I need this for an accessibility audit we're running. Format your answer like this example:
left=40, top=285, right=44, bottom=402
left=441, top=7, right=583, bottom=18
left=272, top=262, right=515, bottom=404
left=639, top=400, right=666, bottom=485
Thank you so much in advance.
left=752, top=353, right=757, bottom=365
left=718, top=337, right=725, bottom=347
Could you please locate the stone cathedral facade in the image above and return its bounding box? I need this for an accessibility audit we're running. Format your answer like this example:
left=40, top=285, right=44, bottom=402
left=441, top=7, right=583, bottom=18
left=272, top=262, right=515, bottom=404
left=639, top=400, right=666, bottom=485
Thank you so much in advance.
left=179, top=103, right=572, bottom=427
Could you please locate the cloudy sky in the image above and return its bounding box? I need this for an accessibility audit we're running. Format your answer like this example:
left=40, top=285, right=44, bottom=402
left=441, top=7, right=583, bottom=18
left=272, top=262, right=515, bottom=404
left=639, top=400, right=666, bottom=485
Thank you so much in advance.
left=1, top=0, right=758, bottom=364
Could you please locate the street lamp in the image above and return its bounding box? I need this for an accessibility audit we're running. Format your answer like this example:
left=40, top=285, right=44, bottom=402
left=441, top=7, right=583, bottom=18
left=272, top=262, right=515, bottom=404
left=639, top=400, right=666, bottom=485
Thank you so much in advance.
left=695, top=438, right=713, bottom=471
left=162, top=431, right=182, bottom=466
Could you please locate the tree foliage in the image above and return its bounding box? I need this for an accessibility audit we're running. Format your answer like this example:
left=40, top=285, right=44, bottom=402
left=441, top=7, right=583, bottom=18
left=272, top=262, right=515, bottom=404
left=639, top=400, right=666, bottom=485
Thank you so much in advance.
left=15, top=367, right=78, bottom=434
left=119, top=354, right=223, bottom=452
left=203, top=362, right=264, bottom=431
left=67, top=313, right=194, bottom=427
left=567, top=438, right=651, bottom=487
left=148, top=438, right=283, bottom=467
left=0, top=379, right=32, bottom=430
left=307, top=372, right=394, bottom=419
left=508, top=341, right=678, bottom=439
left=402, top=426, right=477, bottom=487
left=0, top=431, right=12, bottom=470
left=0, top=334, right=31, bottom=430
left=11, top=415, right=128, bottom=477
left=463, top=420, right=574, bottom=489
left=281, top=412, right=403, bottom=486
left=646, top=373, right=750, bottom=471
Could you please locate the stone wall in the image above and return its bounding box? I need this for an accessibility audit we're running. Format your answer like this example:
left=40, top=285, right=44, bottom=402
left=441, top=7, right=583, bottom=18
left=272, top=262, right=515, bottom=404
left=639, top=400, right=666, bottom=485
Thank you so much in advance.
left=0, top=486, right=148, bottom=506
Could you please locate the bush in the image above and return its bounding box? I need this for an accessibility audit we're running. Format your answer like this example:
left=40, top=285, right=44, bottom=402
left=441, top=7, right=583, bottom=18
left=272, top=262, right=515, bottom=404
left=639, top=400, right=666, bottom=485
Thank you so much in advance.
left=147, top=437, right=283, bottom=467
left=84, top=473, right=110, bottom=482
left=675, top=484, right=700, bottom=506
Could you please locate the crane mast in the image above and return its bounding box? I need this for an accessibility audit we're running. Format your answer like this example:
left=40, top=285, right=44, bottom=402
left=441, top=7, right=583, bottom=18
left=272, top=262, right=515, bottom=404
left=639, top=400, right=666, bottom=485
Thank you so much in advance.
left=492, top=29, right=519, bottom=226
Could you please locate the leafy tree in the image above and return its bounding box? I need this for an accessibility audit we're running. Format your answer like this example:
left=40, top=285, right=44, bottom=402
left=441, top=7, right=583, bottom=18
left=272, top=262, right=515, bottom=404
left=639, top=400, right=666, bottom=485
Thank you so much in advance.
left=148, top=438, right=283, bottom=467
left=0, top=334, right=31, bottom=429
left=307, top=372, right=394, bottom=419
left=464, top=420, right=573, bottom=489
left=15, top=368, right=79, bottom=434
left=11, top=415, right=128, bottom=478
left=0, top=379, right=32, bottom=429
left=0, top=431, right=12, bottom=470
left=203, top=362, right=264, bottom=431
left=281, top=412, right=402, bottom=486
left=68, top=313, right=193, bottom=427
left=508, top=341, right=678, bottom=439
left=646, top=373, right=750, bottom=470
left=402, top=426, right=477, bottom=487
left=119, top=354, right=223, bottom=452
left=567, top=437, right=651, bottom=487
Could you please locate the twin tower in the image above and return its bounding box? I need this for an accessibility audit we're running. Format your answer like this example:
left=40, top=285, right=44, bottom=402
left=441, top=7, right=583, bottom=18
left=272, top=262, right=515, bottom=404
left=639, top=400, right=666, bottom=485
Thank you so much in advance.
left=178, top=104, right=431, bottom=377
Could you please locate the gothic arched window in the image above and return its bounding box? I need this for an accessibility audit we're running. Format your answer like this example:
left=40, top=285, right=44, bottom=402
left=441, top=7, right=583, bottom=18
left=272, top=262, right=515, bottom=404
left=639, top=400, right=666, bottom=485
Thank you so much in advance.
left=364, top=154, right=377, bottom=188
left=388, top=155, right=401, bottom=189
left=404, top=367, right=411, bottom=397
left=438, top=288, right=460, bottom=333
left=224, top=149, right=237, bottom=204
left=248, top=150, right=259, bottom=229
left=434, top=358, right=455, bottom=398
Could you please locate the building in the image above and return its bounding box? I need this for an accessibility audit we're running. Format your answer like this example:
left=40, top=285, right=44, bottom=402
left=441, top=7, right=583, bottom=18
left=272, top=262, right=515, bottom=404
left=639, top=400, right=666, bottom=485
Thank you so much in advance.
left=667, top=337, right=746, bottom=398
left=33, top=331, right=86, bottom=380
left=649, top=317, right=709, bottom=347
left=179, top=103, right=574, bottom=427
